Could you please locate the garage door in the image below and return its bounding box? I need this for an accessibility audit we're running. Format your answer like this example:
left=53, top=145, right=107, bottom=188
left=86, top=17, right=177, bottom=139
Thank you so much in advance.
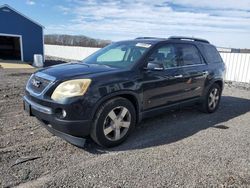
left=0, top=35, right=22, bottom=61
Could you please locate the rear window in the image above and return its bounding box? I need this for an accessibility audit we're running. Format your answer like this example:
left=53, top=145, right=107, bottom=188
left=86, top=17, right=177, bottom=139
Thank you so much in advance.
left=202, top=44, right=223, bottom=64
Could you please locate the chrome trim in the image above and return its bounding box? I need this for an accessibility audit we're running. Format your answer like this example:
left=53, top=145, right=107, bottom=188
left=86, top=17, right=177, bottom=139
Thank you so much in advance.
left=23, top=96, right=52, bottom=114
left=164, top=63, right=206, bottom=70
left=154, top=67, right=164, bottom=70
left=26, top=72, right=56, bottom=97
left=180, top=63, right=206, bottom=68
left=36, top=72, right=56, bottom=81
left=174, top=74, right=183, bottom=78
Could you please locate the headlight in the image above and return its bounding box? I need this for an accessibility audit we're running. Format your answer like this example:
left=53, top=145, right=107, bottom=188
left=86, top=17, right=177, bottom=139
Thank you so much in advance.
left=51, top=79, right=91, bottom=102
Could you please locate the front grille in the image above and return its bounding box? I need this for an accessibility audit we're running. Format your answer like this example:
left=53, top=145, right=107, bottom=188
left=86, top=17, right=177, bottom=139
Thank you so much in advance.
left=27, top=74, right=52, bottom=95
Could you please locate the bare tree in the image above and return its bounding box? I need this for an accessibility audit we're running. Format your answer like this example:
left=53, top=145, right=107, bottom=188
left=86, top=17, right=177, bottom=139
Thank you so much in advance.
left=44, top=34, right=111, bottom=48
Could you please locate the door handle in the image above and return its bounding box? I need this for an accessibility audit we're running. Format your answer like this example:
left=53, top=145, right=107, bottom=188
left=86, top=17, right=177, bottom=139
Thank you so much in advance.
left=174, top=74, right=183, bottom=78
left=202, top=71, right=209, bottom=75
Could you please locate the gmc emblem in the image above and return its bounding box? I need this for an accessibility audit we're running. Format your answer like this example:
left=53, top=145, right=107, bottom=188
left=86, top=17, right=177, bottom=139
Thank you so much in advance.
left=31, top=79, right=41, bottom=88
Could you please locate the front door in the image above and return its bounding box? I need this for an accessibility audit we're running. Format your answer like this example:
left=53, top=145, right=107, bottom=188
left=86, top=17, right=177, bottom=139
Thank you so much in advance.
left=141, top=43, right=186, bottom=110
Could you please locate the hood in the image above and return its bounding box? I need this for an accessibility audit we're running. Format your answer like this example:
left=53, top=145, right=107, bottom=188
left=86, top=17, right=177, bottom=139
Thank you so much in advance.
left=39, top=62, right=117, bottom=80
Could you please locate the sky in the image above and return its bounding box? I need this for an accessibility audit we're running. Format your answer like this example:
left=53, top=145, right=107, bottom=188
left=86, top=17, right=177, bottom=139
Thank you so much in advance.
left=1, top=0, right=250, bottom=48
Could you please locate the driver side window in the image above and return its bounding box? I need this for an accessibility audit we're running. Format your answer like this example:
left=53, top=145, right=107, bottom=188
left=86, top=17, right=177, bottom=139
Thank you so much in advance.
left=148, top=44, right=178, bottom=69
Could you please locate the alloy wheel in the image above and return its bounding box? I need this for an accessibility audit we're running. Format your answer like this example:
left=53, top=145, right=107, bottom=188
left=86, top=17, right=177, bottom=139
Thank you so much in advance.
left=103, top=106, right=131, bottom=141
left=208, top=88, right=220, bottom=110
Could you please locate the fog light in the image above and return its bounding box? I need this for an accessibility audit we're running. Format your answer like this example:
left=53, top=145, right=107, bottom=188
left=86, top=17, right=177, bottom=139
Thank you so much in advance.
left=55, top=108, right=67, bottom=118
left=62, top=109, right=67, bottom=118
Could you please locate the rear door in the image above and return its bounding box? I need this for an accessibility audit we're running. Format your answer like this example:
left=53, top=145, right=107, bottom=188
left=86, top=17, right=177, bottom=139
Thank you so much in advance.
left=175, top=43, right=208, bottom=99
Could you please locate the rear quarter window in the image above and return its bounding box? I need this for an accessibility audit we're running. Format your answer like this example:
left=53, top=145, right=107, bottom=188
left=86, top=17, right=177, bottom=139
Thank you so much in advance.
left=202, top=44, right=223, bottom=64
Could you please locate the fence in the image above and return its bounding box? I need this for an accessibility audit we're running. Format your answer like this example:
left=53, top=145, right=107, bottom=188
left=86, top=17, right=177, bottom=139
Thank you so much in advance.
left=220, top=52, right=250, bottom=83
left=44, top=45, right=250, bottom=83
left=45, top=44, right=100, bottom=61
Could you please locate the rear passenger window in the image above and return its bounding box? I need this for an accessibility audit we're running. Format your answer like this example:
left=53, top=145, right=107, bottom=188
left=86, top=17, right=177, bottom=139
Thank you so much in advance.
left=176, top=44, right=203, bottom=66
left=202, top=45, right=223, bottom=64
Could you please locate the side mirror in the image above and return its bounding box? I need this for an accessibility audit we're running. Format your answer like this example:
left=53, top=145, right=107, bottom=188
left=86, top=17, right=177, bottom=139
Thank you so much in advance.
left=146, top=62, right=164, bottom=71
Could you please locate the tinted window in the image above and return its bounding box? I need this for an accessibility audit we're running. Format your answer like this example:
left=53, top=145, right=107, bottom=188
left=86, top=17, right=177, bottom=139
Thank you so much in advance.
left=202, top=45, right=223, bottom=63
left=176, top=44, right=203, bottom=66
left=148, top=44, right=178, bottom=68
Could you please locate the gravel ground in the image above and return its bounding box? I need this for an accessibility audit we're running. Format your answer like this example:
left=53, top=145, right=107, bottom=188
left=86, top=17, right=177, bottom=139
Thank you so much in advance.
left=0, top=69, right=250, bottom=188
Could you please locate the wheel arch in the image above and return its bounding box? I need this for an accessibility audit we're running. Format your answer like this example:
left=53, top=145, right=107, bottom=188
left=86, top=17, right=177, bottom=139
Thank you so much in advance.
left=202, top=78, right=224, bottom=99
left=91, top=91, right=141, bottom=124
left=214, top=79, right=223, bottom=90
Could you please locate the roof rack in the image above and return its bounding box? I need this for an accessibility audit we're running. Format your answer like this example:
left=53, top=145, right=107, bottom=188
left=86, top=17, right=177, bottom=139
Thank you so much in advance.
left=168, top=36, right=210, bottom=44
left=135, top=37, right=166, bottom=40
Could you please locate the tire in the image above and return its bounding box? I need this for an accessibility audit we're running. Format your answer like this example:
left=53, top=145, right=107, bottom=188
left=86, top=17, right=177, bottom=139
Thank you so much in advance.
left=199, top=83, right=222, bottom=113
left=90, top=97, right=136, bottom=147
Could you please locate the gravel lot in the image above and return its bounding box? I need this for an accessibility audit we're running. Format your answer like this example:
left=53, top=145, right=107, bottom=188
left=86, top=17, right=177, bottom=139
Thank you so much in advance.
left=0, top=68, right=250, bottom=188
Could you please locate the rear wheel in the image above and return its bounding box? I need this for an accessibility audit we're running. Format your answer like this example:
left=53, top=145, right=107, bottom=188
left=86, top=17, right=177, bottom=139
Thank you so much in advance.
left=91, top=97, right=136, bottom=147
left=199, top=83, right=222, bottom=113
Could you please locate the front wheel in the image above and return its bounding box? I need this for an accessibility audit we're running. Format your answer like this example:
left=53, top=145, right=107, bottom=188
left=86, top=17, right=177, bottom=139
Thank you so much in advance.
left=90, top=97, right=136, bottom=147
left=199, top=83, right=222, bottom=113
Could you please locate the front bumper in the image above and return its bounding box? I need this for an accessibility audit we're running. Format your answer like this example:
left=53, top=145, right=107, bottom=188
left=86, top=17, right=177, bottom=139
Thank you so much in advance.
left=23, top=96, right=92, bottom=147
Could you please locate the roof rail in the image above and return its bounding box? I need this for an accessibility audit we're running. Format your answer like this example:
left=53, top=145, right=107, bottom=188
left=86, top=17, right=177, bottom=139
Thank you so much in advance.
left=168, top=36, right=210, bottom=44
left=135, top=37, right=166, bottom=40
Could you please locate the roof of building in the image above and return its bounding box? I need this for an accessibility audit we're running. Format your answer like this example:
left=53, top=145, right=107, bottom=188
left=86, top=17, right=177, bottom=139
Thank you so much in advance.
left=0, top=4, right=44, bottom=28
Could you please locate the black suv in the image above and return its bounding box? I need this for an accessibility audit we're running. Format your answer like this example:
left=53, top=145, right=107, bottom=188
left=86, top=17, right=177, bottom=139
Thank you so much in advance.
left=24, top=36, right=226, bottom=147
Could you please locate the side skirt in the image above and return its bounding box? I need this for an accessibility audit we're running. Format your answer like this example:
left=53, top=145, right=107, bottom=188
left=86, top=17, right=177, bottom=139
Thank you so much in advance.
left=140, top=97, right=200, bottom=120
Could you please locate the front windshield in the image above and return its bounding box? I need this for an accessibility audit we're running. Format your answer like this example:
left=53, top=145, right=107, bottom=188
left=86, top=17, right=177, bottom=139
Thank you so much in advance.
left=82, top=41, right=152, bottom=68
